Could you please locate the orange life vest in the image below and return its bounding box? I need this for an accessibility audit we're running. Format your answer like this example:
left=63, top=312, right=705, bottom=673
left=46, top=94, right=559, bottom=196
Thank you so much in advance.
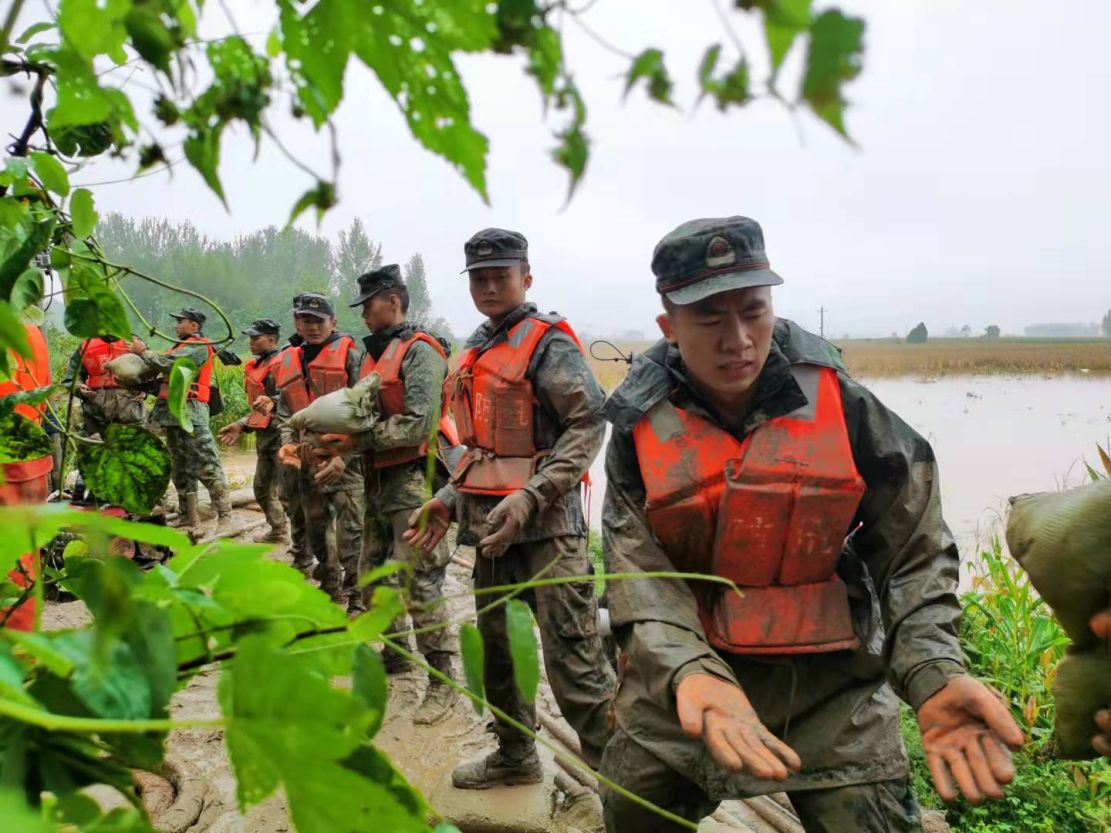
left=445, top=315, right=581, bottom=495
left=0, top=324, right=52, bottom=632
left=80, top=337, right=129, bottom=389
left=274, top=336, right=356, bottom=415
left=243, top=351, right=279, bottom=429
left=156, top=336, right=215, bottom=403
left=359, top=331, right=460, bottom=469
left=632, top=364, right=866, bottom=656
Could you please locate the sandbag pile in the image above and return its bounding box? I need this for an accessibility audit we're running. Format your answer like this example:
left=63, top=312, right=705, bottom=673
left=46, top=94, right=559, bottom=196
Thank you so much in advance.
left=1006, top=479, right=1111, bottom=758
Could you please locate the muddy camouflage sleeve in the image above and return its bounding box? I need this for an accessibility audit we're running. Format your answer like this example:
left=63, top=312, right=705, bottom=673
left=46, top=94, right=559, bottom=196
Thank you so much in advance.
left=840, top=374, right=966, bottom=710
left=355, top=341, right=446, bottom=455
left=524, top=333, right=606, bottom=511
left=603, top=427, right=739, bottom=695
left=140, top=342, right=211, bottom=374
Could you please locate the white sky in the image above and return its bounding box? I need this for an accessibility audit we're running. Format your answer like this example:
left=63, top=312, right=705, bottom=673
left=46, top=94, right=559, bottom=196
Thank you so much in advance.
left=6, top=0, right=1110, bottom=338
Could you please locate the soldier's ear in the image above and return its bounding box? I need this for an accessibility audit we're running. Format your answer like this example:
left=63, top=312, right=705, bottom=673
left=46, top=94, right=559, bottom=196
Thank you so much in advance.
left=656, top=312, right=676, bottom=344
left=521, top=269, right=533, bottom=292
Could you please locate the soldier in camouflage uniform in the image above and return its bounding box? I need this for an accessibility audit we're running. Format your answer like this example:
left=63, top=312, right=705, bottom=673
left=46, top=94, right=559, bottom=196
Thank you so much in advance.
left=279, top=309, right=311, bottom=574
left=313, top=265, right=458, bottom=724
left=61, top=335, right=146, bottom=440
left=598, top=217, right=1025, bottom=832
left=274, top=293, right=365, bottom=607
left=407, top=229, right=616, bottom=787
left=130, top=308, right=233, bottom=534
left=218, top=318, right=288, bottom=543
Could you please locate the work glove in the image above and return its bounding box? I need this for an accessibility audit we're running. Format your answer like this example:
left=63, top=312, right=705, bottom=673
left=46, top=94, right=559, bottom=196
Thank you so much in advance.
left=676, top=673, right=802, bottom=780
left=313, top=455, right=347, bottom=487
left=403, top=498, right=452, bottom=553
left=477, top=490, right=537, bottom=559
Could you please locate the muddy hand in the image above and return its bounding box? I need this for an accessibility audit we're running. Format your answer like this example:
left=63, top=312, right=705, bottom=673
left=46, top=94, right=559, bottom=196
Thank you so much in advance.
left=129, top=336, right=147, bottom=355
left=318, top=433, right=359, bottom=455
left=477, top=490, right=536, bottom=559
left=675, top=673, right=801, bottom=780
left=916, top=675, right=1025, bottom=804
left=403, top=498, right=451, bottom=553
left=218, top=422, right=243, bottom=447
left=313, top=455, right=346, bottom=486
left=278, top=443, right=302, bottom=468
left=1092, top=610, right=1111, bottom=758
left=251, top=394, right=275, bottom=415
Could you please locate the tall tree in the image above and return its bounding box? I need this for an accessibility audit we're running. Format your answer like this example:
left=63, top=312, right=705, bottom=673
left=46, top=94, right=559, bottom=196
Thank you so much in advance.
left=332, top=218, right=382, bottom=294
left=404, top=253, right=432, bottom=324
left=1102, top=310, right=1111, bottom=338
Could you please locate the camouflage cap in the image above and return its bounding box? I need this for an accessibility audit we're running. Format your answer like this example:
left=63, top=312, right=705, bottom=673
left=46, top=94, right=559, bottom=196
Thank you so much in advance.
left=170, top=307, right=206, bottom=325
left=349, top=263, right=404, bottom=307
left=293, top=292, right=335, bottom=319
left=242, top=317, right=281, bottom=337
left=462, top=227, right=528, bottom=272
left=652, top=216, right=783, bottom=305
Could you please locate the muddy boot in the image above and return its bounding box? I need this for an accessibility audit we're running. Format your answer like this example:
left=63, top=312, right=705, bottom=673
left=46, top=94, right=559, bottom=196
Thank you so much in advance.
left=169, top=495, right=192, bottom=528
left=211, top=485, right=235, bottom=536
left=451, top=745, right=543, bottom=790
left=183, top=494, right=202, bottom=531
left=414, top=653, right=457, bottom=725
left=380, top=645, right=412, bottom=675
left=253, top=524, right=289, bottom=544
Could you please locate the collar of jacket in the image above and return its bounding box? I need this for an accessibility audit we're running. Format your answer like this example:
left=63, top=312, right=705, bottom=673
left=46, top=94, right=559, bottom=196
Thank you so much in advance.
left=252, top=348, right=279, bottom=366
left=362, top=321, right=413, bottom=360
left=465, top=302, right=537, bottom=350
left=604, top=317, right=843, bottom=435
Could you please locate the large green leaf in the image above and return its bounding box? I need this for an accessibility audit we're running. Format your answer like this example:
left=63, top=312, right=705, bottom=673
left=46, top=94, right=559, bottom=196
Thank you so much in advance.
left=57, top=0, right=130, bottom=61
left=76, top=424, right=171, bottom=514
left=459, top=622, right=485, bottom=715
left=0, top=789, right=51, bottom=833
left=123, top=5, right=176, bottom=74
left=70, top=188, right=98, bottom=238
left=624, top=48, right=673, bottom=105
left=48, top=47, right=137, bottom=130
left=0, top=210, right=55, bottom=301
left=352, top=644, right=387, bottom=737
left=504, top=600, right=539, bottom=705
left=0, top=410, right=51, bottom=464
left=0, top=300, right=32, bottom=364
left=0, top=385, right=52, bottom=418
left=63, top=261, right=130, bottom=339
left=801, top=9, right=865, bottom=137
left=166, top=357, right=196, bottom=433
left=30, top=151, right=71, bottom=197
left=183, top=128, right=227, bottom=207
left=11, top=268, right=45, bottom=324
left=738, top=0, right=812, bottom=76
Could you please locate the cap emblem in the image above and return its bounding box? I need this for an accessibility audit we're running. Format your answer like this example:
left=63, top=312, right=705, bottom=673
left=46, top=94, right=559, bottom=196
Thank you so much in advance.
left=476, top=242, right=494, bottom=256
left=308, top=298, right=320, bottom=308
left=706, top=236, right=735, bottom=268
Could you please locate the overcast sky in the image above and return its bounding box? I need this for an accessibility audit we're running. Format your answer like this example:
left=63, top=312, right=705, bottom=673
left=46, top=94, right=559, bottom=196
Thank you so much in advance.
left=7, top=0, right=1110, bottom=338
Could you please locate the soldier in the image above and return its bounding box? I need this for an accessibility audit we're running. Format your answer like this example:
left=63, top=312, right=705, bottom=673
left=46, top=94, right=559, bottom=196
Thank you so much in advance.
left=129, top=308, right=233, bottom=534
left=597, top=217, right=1024, bottom=832
left=60, top=335, right=145, bottom=439
left=274, top=293, right=364, bottom=608
left=312, top=264, right=459, bottom=723
left=279, top=306, right=311, bottom=575
left=406, top=228, right=616, bottom=787
left=218, top=318, right=288, bottom=543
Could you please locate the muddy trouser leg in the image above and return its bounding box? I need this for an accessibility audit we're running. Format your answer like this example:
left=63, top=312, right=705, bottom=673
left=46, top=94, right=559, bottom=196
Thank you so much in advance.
left=253, top=437, right=287, bottom=532
left=788, top=780, right=923, bottom=833
left=281, top=464, right=310, bottom=571
left=600, top=724, right=718, bottom=832
left=389, top=509, right=452, bottom=664
left=332, top=488, right=366, bottom=611
left=164, top=426, right=197, bottom=506
left=302, top=473, right=343, bottom=600
left=476, top=536, right=616, bottom=767
left=360, top=495, right=400, bottom=624
left=190, top=420, right=230, bottom=515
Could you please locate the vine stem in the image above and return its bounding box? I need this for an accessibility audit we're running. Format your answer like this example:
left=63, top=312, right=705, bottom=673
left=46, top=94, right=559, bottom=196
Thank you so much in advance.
left=0, top=697, right=223, bottom=733
left=0, top=0, right=27, bottom=50
left=379, top=635, right=699, bottom=831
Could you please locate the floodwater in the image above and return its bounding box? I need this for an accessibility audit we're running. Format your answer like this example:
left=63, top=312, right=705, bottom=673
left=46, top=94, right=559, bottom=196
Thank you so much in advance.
left=586, top=374, right=1111, bottom=578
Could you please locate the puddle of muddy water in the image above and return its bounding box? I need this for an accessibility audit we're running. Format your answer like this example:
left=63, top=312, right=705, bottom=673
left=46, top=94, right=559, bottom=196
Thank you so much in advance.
left=586, top=374, right=1110, bottom=584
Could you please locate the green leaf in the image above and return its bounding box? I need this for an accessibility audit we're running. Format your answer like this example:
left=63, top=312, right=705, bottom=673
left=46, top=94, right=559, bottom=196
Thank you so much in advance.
left=0, top=211, right=55, bottom=301
left=712, top=58, right=752, bottom=111
left=184, top=128, right=227, bottom=207
left=4, top=629, right=77, bottom=677
left=697, top=44, right=723, bottom=100
left=504, top=599, right=539, bottom=705
left=0, top=384, right=52, bottom=418
left=52, top=121, right=121, bottom=157
left=76, top=424, right=172, bottom=514
left=348, top=586, right=405, bottom=642
left=63, top=261, right=130, bottom=339
left=31, top=151, right=71, bottom=196
left=0, top=410, right=51, bottom=464
left=624, top=48, right=673, bottom=105
left=58, top=0, right=130, bottom=61
left=266, top=28, right=281, bottom=58
left=459, top=622, right=485, bottom=715
left=167, top=357, right=196, bottom=432
left=551, top=81, right=589, bottom=201
left=352, top=644, right=387, bottom=737
left=11, top=268, right=44, bottom=322
left=70, top=188, right=98, bottom=238
left=0, top=789, right=51, bottom=833
left=759, top=0, right=813, bottom=75
left=0, top=299, right=32, bottom=361
left=357, top=560, right=407, bottom=588
left=123, top=6, right=175, bottom=74
left=288, top=181, right=337, bottom=226
left=16, top=22, right=57, bottom=44
left=801, top=9, right=865, bottom=138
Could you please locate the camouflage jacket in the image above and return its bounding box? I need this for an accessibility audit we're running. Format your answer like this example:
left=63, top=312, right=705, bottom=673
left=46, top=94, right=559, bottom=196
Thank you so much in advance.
left=140, top=337, right=215, bottom=429
left=436, top=303, right=605, bottom=545
left=602, top=319, right=966, bottom=792
left=355, top=322, right=449, bottom=515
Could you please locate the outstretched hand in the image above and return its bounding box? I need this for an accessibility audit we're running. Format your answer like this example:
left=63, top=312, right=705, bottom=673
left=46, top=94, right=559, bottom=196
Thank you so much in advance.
left=402, top=498, right=451, bottom=553
left=675, top=673, right=801, bottom=781
left=916, top=675, right=1025, bottom=804
left=278, top=443, right=301, bottom=468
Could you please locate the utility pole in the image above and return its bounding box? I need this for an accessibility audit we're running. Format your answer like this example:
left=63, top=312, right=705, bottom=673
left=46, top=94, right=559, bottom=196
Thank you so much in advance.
left=818, top=306, right=827, bottom=339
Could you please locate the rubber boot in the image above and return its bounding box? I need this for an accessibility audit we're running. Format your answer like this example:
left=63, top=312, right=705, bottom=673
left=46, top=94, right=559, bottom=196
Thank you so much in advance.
left=380, top=638, right=413, bottom=675
left=253, top=524, right=289, bottom=544
left=184, top=494, right=202, bottom=531
left=413, top=652, right=458, bottom=725
left=451, top=743, right=543, bottom=789
left=211, top=485, right=236, bottom=537
left=170, top=495, right=192, bottom=528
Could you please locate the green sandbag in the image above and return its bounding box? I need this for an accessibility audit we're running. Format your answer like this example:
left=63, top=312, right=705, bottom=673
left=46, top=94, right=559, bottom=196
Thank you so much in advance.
left=105, top=353, right=160, bottom=388
left=286, top=372, right=381, bottom=435
left=1052, top=650, right=1111, bottom=759
left=1006, top=480, right=1111, bottom=648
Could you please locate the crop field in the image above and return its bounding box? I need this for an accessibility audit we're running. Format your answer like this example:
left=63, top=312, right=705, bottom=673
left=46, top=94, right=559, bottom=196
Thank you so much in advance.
left=583, top=338, right=1111, bottom=391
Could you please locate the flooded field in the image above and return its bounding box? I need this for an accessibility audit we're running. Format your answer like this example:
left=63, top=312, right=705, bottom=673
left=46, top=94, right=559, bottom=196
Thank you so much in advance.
left=586, top=374, right=1111, bottom=577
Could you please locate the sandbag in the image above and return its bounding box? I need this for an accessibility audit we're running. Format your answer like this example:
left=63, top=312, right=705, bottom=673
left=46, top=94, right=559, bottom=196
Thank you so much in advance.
left=1006, top=480, right=1111, bottom=647
left=1052, top=651, right=1111, bottom=759
left=1006, top=479, right=1111, bottom=759
left=105, top=353, right=160, bottom=388
left=286, top=372, right=381, bottom=436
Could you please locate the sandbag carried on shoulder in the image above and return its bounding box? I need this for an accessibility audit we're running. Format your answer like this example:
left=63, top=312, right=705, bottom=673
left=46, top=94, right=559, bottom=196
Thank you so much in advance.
left=287, top=372, right=381, bottom=435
